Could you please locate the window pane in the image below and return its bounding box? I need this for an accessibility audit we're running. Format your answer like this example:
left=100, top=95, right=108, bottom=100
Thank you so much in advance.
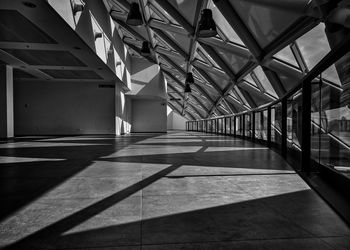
left=311, top=54, right=350, bottom=177
left=209, top=0, right=244, bottom=46
left=254, top=66, right=278, bottom=98
left=297, top=23, right=330, bottom=70
left=274, top=46, right=299, bottom=67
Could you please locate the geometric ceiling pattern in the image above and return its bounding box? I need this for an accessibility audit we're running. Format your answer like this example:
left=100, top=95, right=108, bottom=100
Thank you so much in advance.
left=104, top=0, right=343, bottom=120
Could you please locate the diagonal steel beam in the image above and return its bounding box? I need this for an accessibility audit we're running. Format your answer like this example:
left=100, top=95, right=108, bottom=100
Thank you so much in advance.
left=237, top=0, right=316, bottom=15
left=262, top=67, right=287, bottom=98
left=111, top=0, right=130, bottom=10
left=148, top=19, right=188, bottom=36
left=159, top=54, right=186, bottom=75
left=168, top=83, right=209, bottom=114
left=168, top=100, right=194, bottom=120
left=163, top=69, right=215, bottom=106
left=113, top=19, right=146, bottom=42
left=221, top=98, right=234, bottom=114
left=168, top=93, right=193, bottom=119
left=153, top=0, right=195, bottom=34
left=123, top=41, right=157, bottom=64
left=187, top=0, right=208, bottom=69
left=187, top=103, right=205, bottom=119
left=198, top=37, right=251, bottom=58
left=213, top=0, right=262, bottom=60
left=238, top=80, right=276, bottom=102
left=154, top=46, right=183, bottom=60
left=226, top=93, right=249, bottom=111
left=199, top=42, right=237, bottom=81
left=240, top=88, right=257, bottom=108
left=207, top=96, right=223, bottom=117
left=191, top=59, right=227, bottom=79
left=193, top=66, right=223, bottom=96
left=168, top=83, right=209, bottom=116
left=223, top=98, right=238, bottom=113
left=138, top=0, right=159, bottom=64
left=152, top=28, right=188, bottom=59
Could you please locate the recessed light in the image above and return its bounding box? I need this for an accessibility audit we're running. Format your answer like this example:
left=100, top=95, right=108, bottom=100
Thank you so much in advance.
left=23, top=1, right=37, bottom=8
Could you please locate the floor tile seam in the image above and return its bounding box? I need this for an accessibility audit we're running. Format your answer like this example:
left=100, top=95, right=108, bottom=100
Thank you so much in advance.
left=140, top=192, right=251, bottom=197
left=19, top=243, right=143, bottom=250
left=160, top=173, right=299, bottom=179
left=139, top=235, right=332, bottom=247
left=318, top=235, right=350, bottom=239
left=140, top=171, right=144, bottom=247
left=58, top=176, right=143, bottom=180
left=25, top=196, right=141, bottom=202
left=317, top=236, right=347, bottom=249
left=35, top=195, right=143, bottom=200
left=140, top=191, right=252, bottom=197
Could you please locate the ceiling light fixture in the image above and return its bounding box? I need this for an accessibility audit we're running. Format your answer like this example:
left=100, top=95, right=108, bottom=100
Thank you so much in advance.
left=184, top=83, right=192, bottom=93
left=126, top=3, right=143, bottom=26
left=197, top=9, right=217, bottom=38
left=185, top=72, right=194, bottom=84
left=22, top=1, right=36, bottom=8
left=72, top=2, right=84, bottom=15
left=141, top=41, right=151, bottom=56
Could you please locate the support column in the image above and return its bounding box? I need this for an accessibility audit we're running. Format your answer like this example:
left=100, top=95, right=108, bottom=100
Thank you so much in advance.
left=281, top=99, right=288, bottom=158
left=0, top=65, right=14, bottom=139
left=301, top=80, right=311, bottom=173
left=267, top=107, right=271, bottom=147
left=251, top=112, right=255, bottom=142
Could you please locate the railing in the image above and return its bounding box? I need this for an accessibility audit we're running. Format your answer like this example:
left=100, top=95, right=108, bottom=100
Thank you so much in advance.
left=187, top=34, right=350, bottom=187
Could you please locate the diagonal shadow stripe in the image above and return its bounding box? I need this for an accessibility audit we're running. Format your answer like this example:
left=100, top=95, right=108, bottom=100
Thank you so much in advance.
left=5, top=163, right=183, bottom=249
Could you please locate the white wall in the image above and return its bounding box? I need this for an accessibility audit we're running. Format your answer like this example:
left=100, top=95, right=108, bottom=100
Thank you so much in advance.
left=127, top=57, right=167, bottom=133
left=167, top=106, right=188, bottom=130
left=115, top=85, right=132, bottom=135
left=128, top=57, right=166, bottom=99
left=131, top=99, right=167, bottom=133
left=14, top=80, right=115, bottom=135
left=49, top=0, right=133, bottom=136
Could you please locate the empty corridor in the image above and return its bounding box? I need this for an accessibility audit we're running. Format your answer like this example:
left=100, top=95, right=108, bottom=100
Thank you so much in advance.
left=0, top=131, right=349, bottom=249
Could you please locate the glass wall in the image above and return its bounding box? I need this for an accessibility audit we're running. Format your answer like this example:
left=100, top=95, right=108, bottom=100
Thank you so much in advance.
left=262, top=110, right=268, bottom=140
left=245, top=114, right=252, bottom=138
left=255, top=111, right=262, bottom=139
left=286, top=90, right=302, bottom=169
left=310, top=54, right=350, bottom=178
left=225, top=117, right=231, bottom=135
left=236, top=115, right=243, bottom=136
left=271, top=102, right=282, bottom=150
left=217, top=118, right=222, bottom=134
left=231, top=116, right=235, bottom=135
left=186, top=39, right=350, bottom=216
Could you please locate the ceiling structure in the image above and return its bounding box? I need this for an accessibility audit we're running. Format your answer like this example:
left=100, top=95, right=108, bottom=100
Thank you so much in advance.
left=0, top=0, right=122, bottom=85
left=106, top=0, right=344, bottom=120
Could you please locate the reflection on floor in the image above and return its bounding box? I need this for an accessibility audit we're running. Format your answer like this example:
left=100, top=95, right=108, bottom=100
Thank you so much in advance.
left=0, top=131, right=349, bottom=249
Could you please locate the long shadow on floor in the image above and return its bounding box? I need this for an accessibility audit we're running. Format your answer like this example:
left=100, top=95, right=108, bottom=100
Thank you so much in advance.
left=0, top=135, right=159, bottom=221
left=3, top=189, right=350, bottom=249
left=2, top=132, right=331, bottom=249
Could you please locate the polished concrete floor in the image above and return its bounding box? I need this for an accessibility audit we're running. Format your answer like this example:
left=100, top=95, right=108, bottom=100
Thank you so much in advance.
left=0, top=131, right=349, bottom=249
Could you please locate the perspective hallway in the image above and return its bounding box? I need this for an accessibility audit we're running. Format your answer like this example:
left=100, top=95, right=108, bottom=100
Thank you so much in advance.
left=0, top=131, right=349, bottom=249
